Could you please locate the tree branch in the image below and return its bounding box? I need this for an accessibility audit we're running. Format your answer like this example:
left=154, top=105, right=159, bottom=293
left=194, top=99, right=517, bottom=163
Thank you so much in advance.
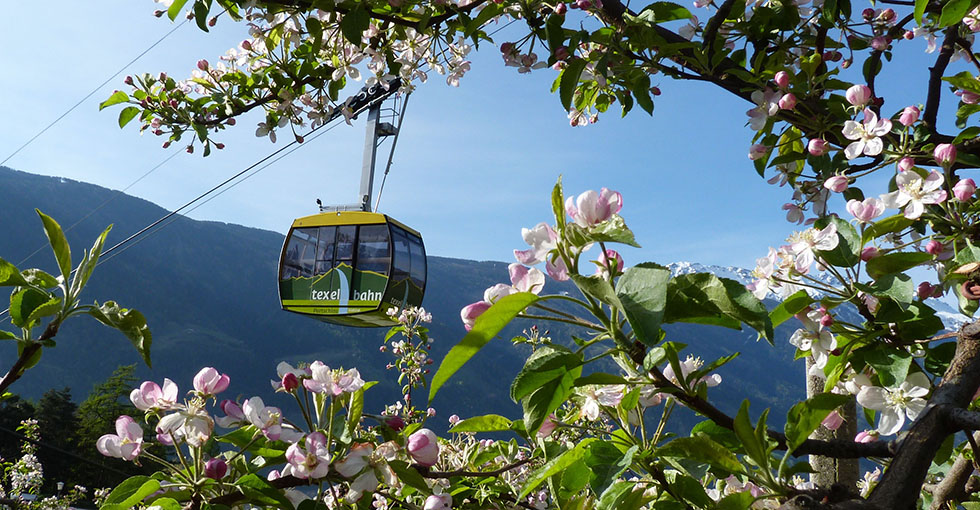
left=0, top=320, right=60, bottom=395
left=923, top=27, right=956, bottom=131
left=866, top=320, right=980, bottom=510
left=420, top=458, right=531, bottom=478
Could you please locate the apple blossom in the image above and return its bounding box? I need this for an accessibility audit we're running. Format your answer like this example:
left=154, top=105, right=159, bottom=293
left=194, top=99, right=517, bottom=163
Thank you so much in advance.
left=286, top=432, right=331, bottom=479
left=857, top=371, right=930, bottom=435
left=779, top=93, right=797, bottom=110
left=861, top=246, right=880, bottom=261
left=280, top=372, right=299, bottom=392
left=880, top=169, right=946, bottom=219
left=746, top=88, right=782, bottom=130
left=565, top=188, right=623, bottom=227
left=846, top=197, right=885, bottom=223
left=193, top=367, right=230, bottom=395
left=748, top=144, right=769, bottom=160
left=789, top=325, right=837, bottom=368
left=917, top=281, right=938, bottom=300
left=789, top=222, right=839, bottom=273
left=537, top=414, right=559, bottom=438
left=407, top=428, right=440, bottom=466
left=897, top=157, right=915, bottom=172
left=845, top=84, right=872, bottom=106
left=855, top=430, right=878, bottom=443
left=242, top=396, right=284, bottom=440
left=424, top=494, right=452, bottom=510
left=216, top=399, right=245, bottom=428
left=899, top=106, right=920, bottom=126
left=957, top=89, right=980, bottom=104
left=808, top=138, right=830, bottom=156
left=509, top=263, right=546, bottom=293
left=934, top=143, right=957, bottom=167
left=579, top=385, right=624, bottom=420
left=925, top=240, right=943, bottom=255
left=842, top=108, right=892, bottom=159
left=822, top=410, right=843, bottom=431
left=484, top=283, right=515, bottom=303
left=156, top=404, right=214, bottom=447
left=595, top=249, right=624, bottom=278
left=824, top=175, right=849, bottom=192
left=546, top=257, right=569, bottom=281
left=774, top=70, right=790, bottom=89
left=663, top=355, right=722, bottom=388
left=334, top=443, right=396, bottom=502
left=130, top=379, right=179, bottom=411
left=782, top=203, right=804, bottom=224
left=870, top=36, right=889, bottom=51
left=204, top=458, right=228, bottom=479
left=460, top=301, right=491, bottom=330
left=954, top=178, right=976, bottom=201
left=514, top=222, right=557, bottom=265
left=96, top=416, right=144, bottom=461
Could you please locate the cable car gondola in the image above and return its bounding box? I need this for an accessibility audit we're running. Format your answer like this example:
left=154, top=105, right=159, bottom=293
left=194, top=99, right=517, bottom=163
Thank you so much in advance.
left=277, top=79, right=425, bottom=327
left=278, top=211, right=426, bottom=326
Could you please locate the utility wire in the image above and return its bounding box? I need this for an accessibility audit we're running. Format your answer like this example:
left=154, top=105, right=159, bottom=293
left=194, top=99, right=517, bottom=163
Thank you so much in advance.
left=0, top=19, right=189, bottom=167
left=0, top=424, right=132, bottom=477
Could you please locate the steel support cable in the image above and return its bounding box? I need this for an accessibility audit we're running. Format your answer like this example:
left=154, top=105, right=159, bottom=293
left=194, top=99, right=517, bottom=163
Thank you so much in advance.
left=374, top=93, right=411, bottom=212
left=0, top=19, right=189, bottom=167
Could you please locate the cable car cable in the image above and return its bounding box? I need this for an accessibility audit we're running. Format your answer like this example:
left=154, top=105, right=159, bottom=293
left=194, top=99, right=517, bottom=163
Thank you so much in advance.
left=0, top=424, right=133, bottom=478
left=0, top=19, right=189, bottom=167
left=374, top=93, right=411, bottom=212
left=15, top=151, right=182, bottom=268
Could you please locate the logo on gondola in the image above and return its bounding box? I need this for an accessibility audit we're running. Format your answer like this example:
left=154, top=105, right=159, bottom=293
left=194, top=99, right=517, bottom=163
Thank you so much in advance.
left=312, top=289, right=343, bottom=300
left=353, top=289, right=382, bottom=302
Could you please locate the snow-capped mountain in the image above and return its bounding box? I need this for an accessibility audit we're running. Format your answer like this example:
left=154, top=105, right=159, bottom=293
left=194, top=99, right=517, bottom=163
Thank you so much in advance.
left=666, top=261, right=972, bottom=331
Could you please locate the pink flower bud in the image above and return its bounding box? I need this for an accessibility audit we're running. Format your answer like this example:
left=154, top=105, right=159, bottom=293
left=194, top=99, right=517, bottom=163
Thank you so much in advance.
left=917, top=281, right=939, bottom=300
left=208, top=16, right=217, bottom=27
left=408, top=428, right=440, bottom=466
left=385, top=415, right=406, bottom=431
left=822, top=410, right=843, bottom=431
left=899, top=106, right=920, bottom=126
left=154, top=9, right=165, bottom=17
left=448, top=414, right=461, bottom=426
left=554, top=46, right=570, bottom=61
left=193, top=367, right=230, bottom=395
left=860, top=246, right=880, bottom=261
left=220, top=400, right=245, bottom=420
left=650, top=86, right=661, bottom=96
left=881, top=8, right=895, bottom=21
left=904, top=30, right=915, bottom=40
left=227, top=118, right=236, bottom=126
left=186, top=145, right=194, bottom=154
left=500, top=42, right=515, bottom=54
left=460, top=301, right=491, bottom=331
left=537, top=414, right=559, bottom=438
left=555, top=2, right=567, bottom=14
left=162, top=141, right=171, bottom=149
left=897, top=157, right=914, bottom=172
left=959, top=90, right=980, bottom=104
left=925, top=240, right=944, bottom=255
left=824, top=175, right=849, bottom=193
left=197, top=59, right=210, bottom=71
left=855, top=430, right=878, bottom=443
left=215, top=143, right=225, bottom=150
left=808, top=138, right=829, bottom=156
left=204, top=458, right=228, bottom=479
left=845, top=84, right=872, bottom=106
left=778, top=93, right=797, bottom=110
left=935, top=143, right=957, bottom=167
left=954, top=178, right=976, bottom=201
left=774, top=71, right=790, bottom=89
left=820, top=313, right=834, bottom=327
left=871, top=36, right=889, bottom=51
left=241, top=40, right=252, bottom=51
left=281, top=372, right=299, bottom=392
left=823, top=50, right=842, bottom=62
left=862, top=7, right=875, bottom=19
left=748, top=144, right=769, bottom=160
left=423, top=494, right=452, bottom=510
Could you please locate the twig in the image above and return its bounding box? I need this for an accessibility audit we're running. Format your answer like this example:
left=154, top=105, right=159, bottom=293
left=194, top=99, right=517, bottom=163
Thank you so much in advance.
left=421, top=458, right=531, bottom=478
left=923, top=27, right=956, bottom=131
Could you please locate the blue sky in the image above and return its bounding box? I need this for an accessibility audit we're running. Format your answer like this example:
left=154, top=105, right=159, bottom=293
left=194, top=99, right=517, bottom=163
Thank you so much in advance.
left=0, top=1, right=962, bottom=273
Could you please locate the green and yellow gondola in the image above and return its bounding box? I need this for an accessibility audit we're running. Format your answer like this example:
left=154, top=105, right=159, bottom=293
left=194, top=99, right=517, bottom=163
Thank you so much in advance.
left=278, top=211, right=426, bottom=327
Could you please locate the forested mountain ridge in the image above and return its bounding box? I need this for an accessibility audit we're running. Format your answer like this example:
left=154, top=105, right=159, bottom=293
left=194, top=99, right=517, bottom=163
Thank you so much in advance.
left=0, top=165, right=907, bottom=433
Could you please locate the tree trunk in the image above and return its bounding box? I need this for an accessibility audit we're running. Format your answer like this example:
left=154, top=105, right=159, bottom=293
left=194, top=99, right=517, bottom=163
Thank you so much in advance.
left=806, top=357, right=859, bottom=490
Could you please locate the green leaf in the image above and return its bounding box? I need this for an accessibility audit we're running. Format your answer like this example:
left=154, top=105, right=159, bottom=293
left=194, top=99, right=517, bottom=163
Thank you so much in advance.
left=586, top=442, right=637, bottom=496
left=573, top=373, right=629, bottom=387
left=864, top=348, right=912, bottom=387
left=21, top=268, right=60, bottom=288
left=866, top=252, right=934, bottom=280
left=939, top=0, right=972, bottom=26
left=586, top=215, right=640, bottom=247
left=0, top=258, right=29, bottom=286
left=552, top=177, right=566, bottom=231
left=234, top=473, right=294, bottom=508
left=522, top=360, right=580, bottom=434
left=734, top=400, right=769, bottom=471
left=659, top=436, right=743, bottom=472
left=193, top=0, right=210, bottom=31
left=0, top=330, right=18, bottom=341
left=118, top=107, right=140, bottom=128
left=768, top=290, right=813, bottom=328
left=88, top=301, right=152, bottom=367
left=511, top=347, right=581, bottom=402
left=71, top=225, right=111, bottom=298
left=784, top=393, right=851, bottom=452
left=954, top=126, right=980, bottom=145
left=637, top=1, right=693, bottom=21
left=388, top=460, right=430, bottom=493
left=449, top=414, right=512, bottom=433
left=9, top=288, right=55, bottom=328
left=429, top=292, right=538, bottom=402
left=101, top=476, right=161, bottom=510
left=26, top=296, right=63, bottom=324
left=716, top=492, right=755, bottom=510
left=863, top=214, right=913, bottom=243
left=615, top=262, right=670, bottom=346
left=340, top=4, right=370, bottom=45
left=36, top=210, right=71, bottom=283
left=571, top=274, right=623, bottom=308
left=347, top=387, right=365, bottom=439
left=146, top=498, right=181, bottom=510
left=814, top=216, right=860, bottom=268
left=664, top=273, right=773, bottom=341
left=857, top=273, right=915, bottom=306
left=168, top=0, right=191, bottom=21
left=914, top=0, right=928, bottom=23
left=519, top=438, right=596, bottom=499
left=560, top=59, right=587, bottom=111
left=99, top=91, right=130, bottom=111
